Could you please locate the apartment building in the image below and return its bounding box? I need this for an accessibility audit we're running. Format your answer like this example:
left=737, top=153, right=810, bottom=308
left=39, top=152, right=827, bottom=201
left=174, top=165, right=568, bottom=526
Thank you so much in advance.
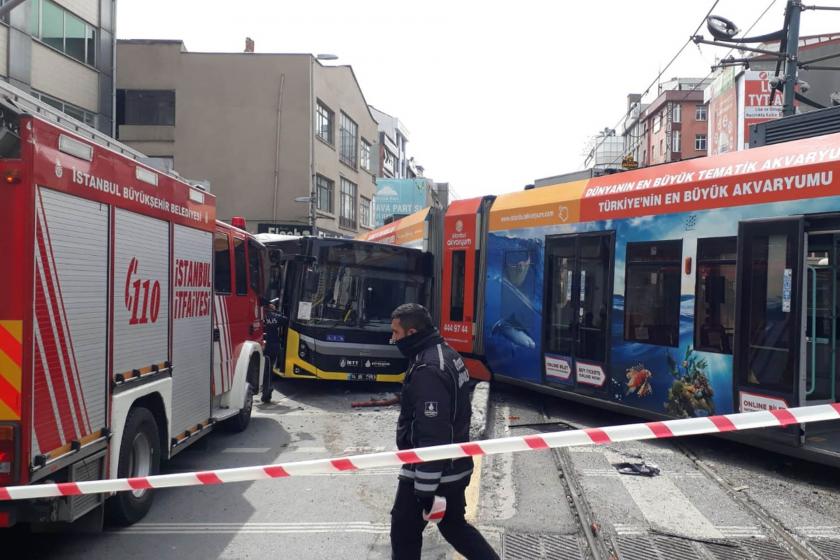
left=1, top=0, right=116, bottom=133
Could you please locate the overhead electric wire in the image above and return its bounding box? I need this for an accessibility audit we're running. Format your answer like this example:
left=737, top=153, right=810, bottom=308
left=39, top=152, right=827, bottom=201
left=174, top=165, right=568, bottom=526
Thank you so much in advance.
left=606, top=0, right=780, bottom=169
left=582, top=0, right=721, bottom=167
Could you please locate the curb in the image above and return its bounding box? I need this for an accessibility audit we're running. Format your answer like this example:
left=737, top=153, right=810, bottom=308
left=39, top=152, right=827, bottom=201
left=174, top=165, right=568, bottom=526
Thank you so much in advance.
left=470, top=381, right=491, bottom=441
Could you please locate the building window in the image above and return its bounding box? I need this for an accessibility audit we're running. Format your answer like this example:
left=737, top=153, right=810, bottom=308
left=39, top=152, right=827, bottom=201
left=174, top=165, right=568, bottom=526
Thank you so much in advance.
left=672, top=130, right=681, bottom=153
left=653, top=113, right=661, bottom=133
left=31, top=0, right=97, bottom=66
left=624, top=240, right=682, bottom=347
left=672, top=103, right=681, bottom=123
left=360, top=197, right=371, bottom=228
left=660, top=139, right=664, bottom=156
left=695, top=134, right=707, bottom=151
left=361, top=139, right=372, bottom=172
left=695, top=104, right=707, bottom=121
left=339, top=112, right=358, bottom=167
left=32, top=90, right=96, bottom=126
left=316, top=101, right=334, bottom=144
left=695, top=237, right=736, bottom=354
left=316, top=174, right=334, bottom=213
left=339, top=178, right=357, bottom=229
left=117, top=90, right=176, bottom=126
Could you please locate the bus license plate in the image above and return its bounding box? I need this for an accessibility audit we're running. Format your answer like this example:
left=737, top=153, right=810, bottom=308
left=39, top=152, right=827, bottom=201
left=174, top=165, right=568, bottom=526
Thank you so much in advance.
left=348, top=373, right=376, bottom=382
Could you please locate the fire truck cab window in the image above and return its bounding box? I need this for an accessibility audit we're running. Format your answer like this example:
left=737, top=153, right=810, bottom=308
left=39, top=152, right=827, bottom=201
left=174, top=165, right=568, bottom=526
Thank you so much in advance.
left=248, top=240, right=262, bottom=293
left=214, top=233, right=231, bottom=294
left=234, top=237, right=247, bottom=296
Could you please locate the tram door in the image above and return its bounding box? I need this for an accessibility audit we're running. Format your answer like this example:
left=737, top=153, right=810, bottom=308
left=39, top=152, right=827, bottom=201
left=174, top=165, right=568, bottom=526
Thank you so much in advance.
left=734, top=218, right=804, bottom=445
left=543, top=232, right=614, bottom=394
left=803, top=232, right=839, bottom=405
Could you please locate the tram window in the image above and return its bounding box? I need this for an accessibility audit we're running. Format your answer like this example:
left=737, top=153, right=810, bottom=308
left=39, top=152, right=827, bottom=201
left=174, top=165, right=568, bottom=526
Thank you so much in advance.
left=695, top=237, right=737, bottom=354
left=214, top=232, right=232, bottom=294
left=234, top=237, right=247, bottom=296
left=624, top=240, right=682, bottom=347
left=450, top=251, right=466, bottom=322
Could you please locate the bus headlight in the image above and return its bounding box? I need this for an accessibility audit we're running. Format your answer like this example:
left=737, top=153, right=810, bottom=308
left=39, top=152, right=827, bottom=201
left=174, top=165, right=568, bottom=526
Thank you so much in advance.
left=298, top=340, right=310, bottom=360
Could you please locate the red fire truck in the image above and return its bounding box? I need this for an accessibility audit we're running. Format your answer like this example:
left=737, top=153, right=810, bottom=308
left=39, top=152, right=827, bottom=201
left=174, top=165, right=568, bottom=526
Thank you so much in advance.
left=0, top=82, right=266, bottom=528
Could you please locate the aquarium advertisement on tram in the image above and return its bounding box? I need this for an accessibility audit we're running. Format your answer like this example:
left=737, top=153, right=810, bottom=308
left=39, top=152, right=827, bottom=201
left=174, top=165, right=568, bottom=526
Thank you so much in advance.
left=483, top=193, right=840, bottom=419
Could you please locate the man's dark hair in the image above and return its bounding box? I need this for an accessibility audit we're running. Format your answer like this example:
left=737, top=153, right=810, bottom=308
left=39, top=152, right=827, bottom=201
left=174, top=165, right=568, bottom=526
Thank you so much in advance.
left=391, top=303, right=433, bottom=332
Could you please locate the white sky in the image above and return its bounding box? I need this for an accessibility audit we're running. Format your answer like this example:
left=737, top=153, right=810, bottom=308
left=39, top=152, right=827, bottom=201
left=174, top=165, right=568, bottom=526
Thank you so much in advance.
left=117, top=1, right=840, bottom=200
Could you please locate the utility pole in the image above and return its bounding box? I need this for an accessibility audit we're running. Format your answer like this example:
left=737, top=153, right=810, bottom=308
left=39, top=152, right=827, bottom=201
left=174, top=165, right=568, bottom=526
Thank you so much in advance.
left=783, top=0, right=802, bottom=116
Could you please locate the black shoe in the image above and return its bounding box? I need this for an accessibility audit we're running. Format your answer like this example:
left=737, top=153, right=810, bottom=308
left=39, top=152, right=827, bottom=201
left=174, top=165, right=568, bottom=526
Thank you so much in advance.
left=261, top=394, right=272, bottom=403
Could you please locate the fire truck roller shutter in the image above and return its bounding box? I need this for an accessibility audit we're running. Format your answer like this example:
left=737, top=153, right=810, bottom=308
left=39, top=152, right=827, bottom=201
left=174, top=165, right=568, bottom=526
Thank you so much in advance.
left=32, top=188, right=109, bottom=460
left=112, top=209, right=170, bottom=383
left=171, top=225, right=213, bottom=436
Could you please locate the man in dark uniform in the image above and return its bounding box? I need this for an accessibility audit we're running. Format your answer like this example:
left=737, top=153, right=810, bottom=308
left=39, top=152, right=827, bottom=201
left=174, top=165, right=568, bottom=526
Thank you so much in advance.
left=261, top=298, right=285, bottom=403
left=389, top=303, right=499, bottom=560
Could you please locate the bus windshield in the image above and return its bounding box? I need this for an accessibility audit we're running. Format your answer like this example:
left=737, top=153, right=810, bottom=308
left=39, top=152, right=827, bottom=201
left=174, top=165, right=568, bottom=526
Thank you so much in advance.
left=299, top=242, right=429, bottom=329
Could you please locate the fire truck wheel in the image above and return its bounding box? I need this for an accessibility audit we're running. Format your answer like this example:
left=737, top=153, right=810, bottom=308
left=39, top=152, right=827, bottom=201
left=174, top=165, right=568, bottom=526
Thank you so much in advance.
left=107, top=407, right=161, bottom=526
left=226, top=383, right=254, bottom=433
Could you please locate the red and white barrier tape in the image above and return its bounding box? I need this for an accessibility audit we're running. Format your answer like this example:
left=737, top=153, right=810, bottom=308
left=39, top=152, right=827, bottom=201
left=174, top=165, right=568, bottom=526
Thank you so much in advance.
left=2, top=403, right=839, bottom=502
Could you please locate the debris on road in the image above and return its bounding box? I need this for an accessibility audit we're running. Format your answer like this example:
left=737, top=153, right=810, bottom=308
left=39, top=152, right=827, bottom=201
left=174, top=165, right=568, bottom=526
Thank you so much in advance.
left=613, top=462, right=661, bottom=477
left=508, top=420, right=579, bottom=430
left=351, top=395, right=400, bottom=408
left=650, top=528, right=738, bottom=548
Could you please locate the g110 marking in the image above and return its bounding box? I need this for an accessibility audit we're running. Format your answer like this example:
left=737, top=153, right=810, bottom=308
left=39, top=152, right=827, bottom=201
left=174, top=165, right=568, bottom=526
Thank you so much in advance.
left=125, top=257, right=161, bottom=325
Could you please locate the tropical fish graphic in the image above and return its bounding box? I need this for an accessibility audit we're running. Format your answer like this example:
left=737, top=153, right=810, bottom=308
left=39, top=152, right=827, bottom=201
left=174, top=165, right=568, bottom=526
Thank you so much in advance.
left=625, top=364, right=652, bottom=397
left=491, top=314, right=536, bottom=349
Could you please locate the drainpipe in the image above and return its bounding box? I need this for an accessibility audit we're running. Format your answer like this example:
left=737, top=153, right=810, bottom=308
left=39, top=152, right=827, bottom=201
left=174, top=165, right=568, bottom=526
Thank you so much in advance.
left=272, top=73, right=285, bottom=222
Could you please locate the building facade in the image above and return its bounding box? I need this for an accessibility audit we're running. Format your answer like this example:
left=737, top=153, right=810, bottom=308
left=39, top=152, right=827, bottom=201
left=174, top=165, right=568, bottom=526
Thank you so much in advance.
left=1, top=0, right=116, bottom=133
left=584, top=128, right=624, bottom=171
left=115, top=39, right=379, bottom=237
left=705, top=34, right=840, bottom=155
left=640, top=78, right=711, bottom=166
left=369, top=105, right=410, bottom=179
left=621, top=93, right=648, bottom=168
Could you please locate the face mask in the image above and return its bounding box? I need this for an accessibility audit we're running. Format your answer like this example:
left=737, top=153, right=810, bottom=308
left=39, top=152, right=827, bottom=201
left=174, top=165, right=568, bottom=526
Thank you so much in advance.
left=395, top=329, right=419, bottom=357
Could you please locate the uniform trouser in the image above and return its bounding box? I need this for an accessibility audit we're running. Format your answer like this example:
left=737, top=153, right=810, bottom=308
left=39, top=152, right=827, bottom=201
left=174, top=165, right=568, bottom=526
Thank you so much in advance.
left=390, top=478, right=499, bottom=560
left=262, top=341, right=281, bottom=399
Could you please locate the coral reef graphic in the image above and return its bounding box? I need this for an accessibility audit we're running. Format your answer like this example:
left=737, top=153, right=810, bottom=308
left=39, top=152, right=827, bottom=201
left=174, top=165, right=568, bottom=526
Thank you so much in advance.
left=664, top=346, right=715, bottom=418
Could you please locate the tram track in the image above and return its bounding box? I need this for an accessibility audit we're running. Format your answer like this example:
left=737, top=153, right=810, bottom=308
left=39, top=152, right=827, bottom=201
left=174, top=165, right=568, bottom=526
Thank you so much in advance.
left=535, top=393, right=828, bottom=560
left=671, top=440, right=828, bottom=560
left=539, top=401, right=618, bottom=560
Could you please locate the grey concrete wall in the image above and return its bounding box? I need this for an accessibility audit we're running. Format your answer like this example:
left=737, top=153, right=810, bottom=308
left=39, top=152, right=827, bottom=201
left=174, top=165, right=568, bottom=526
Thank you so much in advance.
left=118, top=42, right=382, bottom=231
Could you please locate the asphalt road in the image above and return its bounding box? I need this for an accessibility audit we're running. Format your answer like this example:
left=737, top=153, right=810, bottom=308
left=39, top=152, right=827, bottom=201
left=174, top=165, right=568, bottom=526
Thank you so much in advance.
left=7, top=380, right=840, bottom=559
left=477, top=385, right=840, bottom=559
